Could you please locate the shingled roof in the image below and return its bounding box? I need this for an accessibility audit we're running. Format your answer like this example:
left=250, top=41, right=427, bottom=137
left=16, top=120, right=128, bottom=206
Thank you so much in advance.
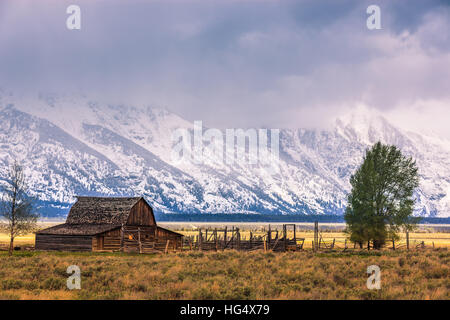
left=37, top=196, right=144, bottom=236
left=66, top=197, right=142, bottom=225
left=37, top=223, right=121, bottom=236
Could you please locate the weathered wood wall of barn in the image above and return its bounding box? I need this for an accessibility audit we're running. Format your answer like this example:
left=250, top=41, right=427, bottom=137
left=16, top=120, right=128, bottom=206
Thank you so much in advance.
left=35, top=234, right=93, bottom=251
left=121, top=226, right=182, bottom=253
left=156, top=227, right=182, bottom=251
left=92, top=228, right=122, bottom=251
left=126, top=198, right=156, bottom=226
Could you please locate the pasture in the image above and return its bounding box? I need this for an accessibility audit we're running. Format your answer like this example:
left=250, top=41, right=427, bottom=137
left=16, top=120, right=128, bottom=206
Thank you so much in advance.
left=0, top=222, right=448, bottom=300
left=0, top=249, right=448, bottom=300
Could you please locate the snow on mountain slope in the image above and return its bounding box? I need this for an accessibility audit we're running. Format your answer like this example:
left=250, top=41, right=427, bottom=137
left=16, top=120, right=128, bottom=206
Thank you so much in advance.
left=1, top=92, right=449, bottom=217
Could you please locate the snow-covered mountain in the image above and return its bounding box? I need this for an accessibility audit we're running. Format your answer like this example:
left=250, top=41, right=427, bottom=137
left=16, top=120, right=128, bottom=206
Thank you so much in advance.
left=1, top=91, right=449, bottom=217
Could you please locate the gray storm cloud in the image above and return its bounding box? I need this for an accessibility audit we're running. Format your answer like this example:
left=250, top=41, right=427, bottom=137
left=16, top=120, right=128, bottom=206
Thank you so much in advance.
left=0, top=0, right=449, bottom=135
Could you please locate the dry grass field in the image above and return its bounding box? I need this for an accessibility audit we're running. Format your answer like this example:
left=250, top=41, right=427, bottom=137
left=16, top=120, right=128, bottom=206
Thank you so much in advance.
left=0, top=249, right=448, bottom=300
left=0, top=223, right=448, bottom=300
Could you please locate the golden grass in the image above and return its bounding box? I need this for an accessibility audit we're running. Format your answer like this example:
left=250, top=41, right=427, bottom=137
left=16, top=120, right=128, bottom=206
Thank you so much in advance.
left=0, top=234, right=35, bottom=246
left=0, top=249, right=448, bottom=300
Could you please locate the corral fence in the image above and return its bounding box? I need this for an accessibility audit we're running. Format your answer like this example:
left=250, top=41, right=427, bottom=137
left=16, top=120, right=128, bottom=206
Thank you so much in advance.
left=181, top=224, right=305, bottom=252
left=176, top=222, right=442, bottom=253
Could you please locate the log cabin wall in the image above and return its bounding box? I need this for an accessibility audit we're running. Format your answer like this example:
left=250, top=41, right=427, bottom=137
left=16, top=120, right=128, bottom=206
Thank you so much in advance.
left=120, top=226, right=182, bottom=253
left=90, top=226, right=183, bottom=253
left=35, top=234, right=92, bottom=251
left=92, top=228, right=122, bottom=251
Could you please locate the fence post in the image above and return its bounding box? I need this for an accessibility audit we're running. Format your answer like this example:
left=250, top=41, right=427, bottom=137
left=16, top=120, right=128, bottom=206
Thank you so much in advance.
left=406, top=231, right=410, bottom=250
left=138, top=227, right=142, bottom=254
left=214, top=228, right=218, bottom=251
left=231, top=227, right=234, bottom=249
left=314, top=221, right=319, bottom=252
left=392, top=239, right=395, bottom=251
left=198, top=229, right=203, bottom=251
left=223, top=227, right=227, bottom=251
left=294, top=225, right=298, bottom=250
left=165, top=240, right=170, bottom=254
left=120, top=224, right=124, bottom=252
left=237, top=228, right=241, bottom=251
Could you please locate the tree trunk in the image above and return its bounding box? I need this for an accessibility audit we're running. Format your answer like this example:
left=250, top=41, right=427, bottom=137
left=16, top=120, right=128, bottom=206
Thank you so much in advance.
left=8, top=237, right=14, bottom=256
left=373, top=240, right=382, bottom=250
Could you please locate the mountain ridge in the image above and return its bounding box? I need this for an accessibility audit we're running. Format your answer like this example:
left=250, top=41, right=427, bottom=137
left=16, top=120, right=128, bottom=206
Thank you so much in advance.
left=1, top=92, right=449, bottom=217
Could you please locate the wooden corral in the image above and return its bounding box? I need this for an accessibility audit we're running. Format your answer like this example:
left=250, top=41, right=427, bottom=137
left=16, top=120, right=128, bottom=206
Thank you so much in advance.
left=35, top=197, right=183, bottom=253
left=183, top=224, right=305, bottom=252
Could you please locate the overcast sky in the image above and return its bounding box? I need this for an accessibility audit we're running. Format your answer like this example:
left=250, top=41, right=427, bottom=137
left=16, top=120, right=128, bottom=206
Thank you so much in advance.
left=0, top=0, right=449, bottom=136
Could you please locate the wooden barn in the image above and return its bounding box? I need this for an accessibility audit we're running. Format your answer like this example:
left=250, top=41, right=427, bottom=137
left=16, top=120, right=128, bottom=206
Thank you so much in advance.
left=35, top=197, right=183, bottom=253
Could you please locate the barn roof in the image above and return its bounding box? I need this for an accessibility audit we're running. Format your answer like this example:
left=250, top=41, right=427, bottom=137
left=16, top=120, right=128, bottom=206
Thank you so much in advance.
left=66, top=196, right=143, bottom=225
left=157, top=226, right=184, bottom=237
left=37, top=196, right=147, bottom=236
left=37, top=223, right=120, bottom=236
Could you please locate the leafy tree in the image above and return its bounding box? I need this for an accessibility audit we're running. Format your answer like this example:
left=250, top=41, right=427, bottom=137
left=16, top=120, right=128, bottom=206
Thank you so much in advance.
left=345, top=142, right=419, bottom=249
left=0, top=161, right=39, bottom=255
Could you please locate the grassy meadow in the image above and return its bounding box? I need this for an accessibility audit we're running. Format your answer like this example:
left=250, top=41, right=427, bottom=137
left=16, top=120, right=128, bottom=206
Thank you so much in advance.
left=0, top=248, right=448, bottom=300
left=0, top=223, right=448, bottom=300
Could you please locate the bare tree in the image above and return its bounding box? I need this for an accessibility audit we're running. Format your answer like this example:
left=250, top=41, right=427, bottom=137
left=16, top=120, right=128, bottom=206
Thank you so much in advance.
left=0, top=161, right=39, bottom=255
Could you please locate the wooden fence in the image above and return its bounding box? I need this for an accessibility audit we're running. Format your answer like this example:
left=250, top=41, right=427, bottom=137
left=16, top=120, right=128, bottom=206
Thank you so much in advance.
left=177, top=223, right=439, bottom=253
left=181, top=224, right=305, bottom=252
